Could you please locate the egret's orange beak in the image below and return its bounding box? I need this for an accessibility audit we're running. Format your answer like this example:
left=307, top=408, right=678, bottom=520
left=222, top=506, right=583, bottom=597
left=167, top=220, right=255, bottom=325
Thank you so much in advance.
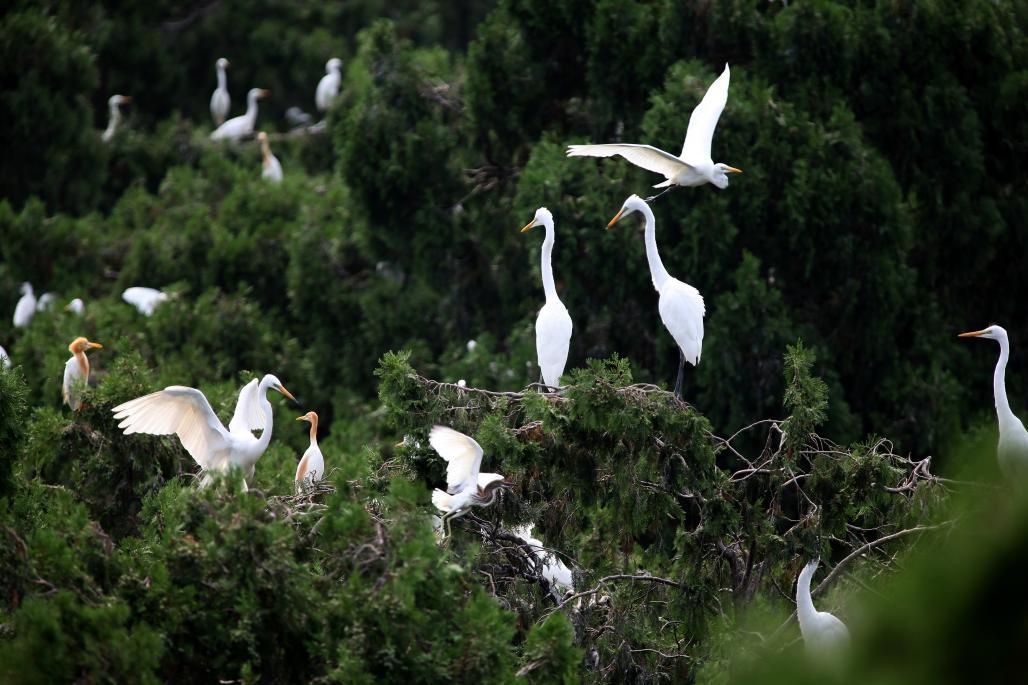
left=520, top=218, right=538, bottom=233
left=606, top=208, right=625, bottom=230
left=958, top=329, right=987, bottom=338
left=88, top=341, right=103, bottom=349
left=277, top=384, right=296, bottom=401
left=259, top=89, right=271, bottom=98
left=724, top=166, right=742, bottom=174
left=295, top=414, right=308, bottom=422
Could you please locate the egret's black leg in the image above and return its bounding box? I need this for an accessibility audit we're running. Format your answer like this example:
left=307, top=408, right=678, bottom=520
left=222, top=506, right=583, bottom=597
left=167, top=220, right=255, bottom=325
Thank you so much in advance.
left=673, top=349, right=685, bottom=400
left=645, top=186, right=675, bottom=203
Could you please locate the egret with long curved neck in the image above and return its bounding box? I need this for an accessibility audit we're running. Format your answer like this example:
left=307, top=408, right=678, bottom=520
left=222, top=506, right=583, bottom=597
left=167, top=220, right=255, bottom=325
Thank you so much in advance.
left=796, top=559, right=849, bottom=659
left=102, top=95, right=132, bottom=143
left=607, top=195, right=705, bottom=399
left=211, top=87, right=269, bottom=141
left=521, top=207, right=573, bottom=389
left=210, top=57, right=231, bottom=125
left=960, top=325, right=1028, bottom=477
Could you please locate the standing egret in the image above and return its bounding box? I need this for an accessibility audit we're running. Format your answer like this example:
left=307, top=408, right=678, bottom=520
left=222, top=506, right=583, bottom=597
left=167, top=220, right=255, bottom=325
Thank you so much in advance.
left=521, top=208, right=573, bottom=389
left=122, top=287, right=169, bottom=316
left=36, top=293, right=56, bottom=312
left=567, top=65, right=740, bottom=199
left=607, top=195, right=705, bottom=398
left=112, top=374, right=296, bottom=491
left=512, top=523, right=574, bottom=599
left=101, top=95, right=132, bottom=143
left=796, top=559, right=850, bottom=659
left=315, top=58, right=343, bottom=113
left=428, top=425, right=507, bottom=537
left=13, top=283, right=36, bottom=328
left=65, top=298, right=84, bottom=315
left=294, top=411, right=325, bottom=490
left=211, top=88, right=269, bottom=142
left=1, top=345, right=10, bottom=369
left=960, top=325, right=1028, bottom=477
left=63, top=337, right=102, bottom=411
left=257, top=132, right=283, bottom=183
left=210, top=58, right=231, bottom=126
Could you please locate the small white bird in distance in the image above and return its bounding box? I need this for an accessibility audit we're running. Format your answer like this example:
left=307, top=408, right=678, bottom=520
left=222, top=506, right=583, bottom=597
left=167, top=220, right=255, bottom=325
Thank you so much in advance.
left=113, top=374, right=297, bottom=491
left=796, top=559, right=850, bottom=660
left=1, top=345, right=11, bottom=369
left=257, top=132, right=283, bottom=183
left=315, top=58, right=343, bottom=113
left=210, top=58, right=231, bottom=126
left=511, top=523, right=574, bottom=600
left=13, top=282, right=36, bottom=328
left=36, top=293, right=56, bottom=312
left=294, top=411, right=325, bottom=491
left=122, top=287, right=170, bottom=316
left=64, top=336, right=103, bottom=411
left=211, top=88, right=270, bottom=141
left=567, top=64, right=740, bottom=200
left=521, top=208, right=573, bottom=390
left=429, top=425, right=508, bottom=538
left=102, top=94, right=132, bottom=143
left=65, top=298, right=84, bottom=315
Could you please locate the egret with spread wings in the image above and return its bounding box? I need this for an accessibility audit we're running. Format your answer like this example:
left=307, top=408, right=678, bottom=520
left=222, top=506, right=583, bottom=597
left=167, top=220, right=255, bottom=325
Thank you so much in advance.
left=429, top=425, right=507, bottom=537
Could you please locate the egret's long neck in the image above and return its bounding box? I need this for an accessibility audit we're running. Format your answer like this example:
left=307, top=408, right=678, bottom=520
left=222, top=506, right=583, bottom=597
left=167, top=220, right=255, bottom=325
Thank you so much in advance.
left=796, top=564, right=817, bottom=632
left=308, top=415, right=319, bottom=446
left=256, top=381, right=275, bottom=451
left=74, top=350, right=90, bottom=380
left=260, top=139, right=272, bottom=162
left=994, top=336, right=1016, bottom=429
left=639, top=203, right=671, bottom=291
left=540, top=219, right=558, bottom=303
left=216, top=65, right=227, bottom=90
left=244, top=94, right=259, bottom=125
left=105, top=104, right=120, bottom=137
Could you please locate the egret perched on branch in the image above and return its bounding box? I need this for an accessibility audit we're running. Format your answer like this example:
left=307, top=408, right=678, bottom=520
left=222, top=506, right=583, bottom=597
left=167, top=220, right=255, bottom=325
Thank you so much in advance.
left=211, top=88, right=269, bottom=141
left=429, top=425, right=507, bottom=537
left=210, top=58, right=231, bottom=126
left=63, top=337, right=102, bottom=410
left=295, top=411, right=325, bottom=490
left=315, top=58, right=343, bottom=113
left=102, top=95, right=132, bottom=143
left=567, top=64, right=740, bottom=199
left=960, top=325, right=1028, bottom=477
left=796, top=559, right=850, bottom=659
left=521, top=208, right=573, bottom=389
left=122, top=287, right=169, bottom=316
left=112, top=375, right=296, bottom=491
left=512, top=523, right=574, bottom=599
left=13, top=283, right=36, bottom=328
left=257, top=132, right=282, bottom=183
left=65, top=298, right=84, bottom=316
left=607, top=195, right=704, bottom=399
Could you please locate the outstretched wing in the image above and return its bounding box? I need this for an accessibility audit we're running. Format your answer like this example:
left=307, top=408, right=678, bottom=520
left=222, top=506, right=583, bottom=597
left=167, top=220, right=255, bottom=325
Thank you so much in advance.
left=429, top=425, right=484, bottom=495
left=113, top=386, right=231, bottom=468
left=681, top=64, right=730, bottom=165
left=567, top=144, right=691, bottom=179
left=228, top=378, right=265, bottom=435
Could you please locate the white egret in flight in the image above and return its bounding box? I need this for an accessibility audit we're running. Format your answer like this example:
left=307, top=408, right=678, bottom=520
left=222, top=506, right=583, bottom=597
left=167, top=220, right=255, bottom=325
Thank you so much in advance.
left=122, top=287, right=169, bottom=316
left=521, top=208, right=573, bottom=389
left=64, top=337, right=102, bottom=410
left=211, top=88, right=269, bottom=141
left=210, top=58, right=231, bottom=126
left=315, top=58, right=343, bottom=113
left=13, top=283, right=36, bottom=328
left=567, top=64, right=740, bottom=199
left=796, top=559, right=850, bottom=659
left=65, top=298, right=84, bottom=315
left=429, top=425, right=507, bottom=537
left=960, top=325, right=1028, bottom=477
left=36, top=293, right=56, bottom=312
left=294, top=411, right=325, bottom=490
left=607, top=195, right=704, bottom=398
left=512, top=523, right=574, bottom=599
left=112, top=374, right=296, bottom=490
left=102, top=95, right=132, bottom=143
left=257, top=132, right=283, bottom=183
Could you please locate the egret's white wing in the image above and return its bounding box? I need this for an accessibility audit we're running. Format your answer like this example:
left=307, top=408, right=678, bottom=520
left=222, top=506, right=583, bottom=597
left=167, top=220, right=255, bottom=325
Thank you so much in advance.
left=63, top=356, right=85, bottom=410
left=567, top=144, right=691, bottom=179
left=113, top=386, right=231, bottom=468
left=211, top=115, right=251, bottom=141
left=659, top=279, right=705, bottom=366
left=13, top=294, right=35, bottom=327
left=429, top=425, right=484, bottom=495
left=681, top=64, right=730, bottom=165
left=315, top=73, right=340, bottom=111
left=228, top=378, right=265, bottom=435
left=536, top=300, right=573, bottom=388
left=295, top=444, right=325, bottom=486
left=122, top=287, right=165, bottom=316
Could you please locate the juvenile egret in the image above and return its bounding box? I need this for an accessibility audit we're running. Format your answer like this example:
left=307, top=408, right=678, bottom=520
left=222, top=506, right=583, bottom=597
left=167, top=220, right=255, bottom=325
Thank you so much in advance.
left=1, top=345, right=10, bottom=369
left=210, top=58, right=231, bottom=126
left=112, top=374, right=296, bottom=490
left=607, top=195, right=705, bottom=398
left=521, top=208, right=573, bottom=389
left=294, top=411, right=325, bottom=490
left=13, top=283, right=36, bottom=328
left=315, top=58, right=343, bottom=113
left=568, top=65, right=740, bottom=198
left=211, top=88, right=269, bottom=141
left=796, top=559, right=850, bottom=659
left=102, top=95, right=132, bottom=143
left=429, top=425, right=507, bottom=537
left=122, top=287, right=169, bottom=316
left=63, top=337, right=102, bottom=410
left=960, top=325, right=1028, bottom=477
left=65, top=298, right=84, bottom=315
left=257, top=132, right=283, bottom=183
left=512, top=523, right=574, bottom=599
left=36, top=293, right=56, bottom=312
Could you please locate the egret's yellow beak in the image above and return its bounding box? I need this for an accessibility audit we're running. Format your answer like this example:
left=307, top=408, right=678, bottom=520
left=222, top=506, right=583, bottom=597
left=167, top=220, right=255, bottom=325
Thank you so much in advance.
left=277, top=384, right=296, bottom=401
left=520, top=218, right=538, bottom=233
left=259, top=89, right=271, bottom=98
left=295, top=414, right=308, bottom=422
left=958, top=329, right=987, bottom=338
left=725, top=166, right=742, bottom=174
left=606, top=208, right=625, bottom=230
left=88, top=341, right=103, bottom=349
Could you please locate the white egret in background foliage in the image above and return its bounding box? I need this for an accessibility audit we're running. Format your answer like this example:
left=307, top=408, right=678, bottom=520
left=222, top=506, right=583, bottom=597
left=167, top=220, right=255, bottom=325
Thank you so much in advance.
left=122, top=287, right=169, bottom=316
left=257, top=132, right=283, bottom=182
left=568, top=65, right=740, bottom=199
left=1, top=345, right=11, bottom=369
left=512, top=523, right=574, bottom=600
left=607, top=195, right=704, bottom=398
left=66, top=298, right=84, bottom=315
left=102, top=95, right=132, bottom=143
left=315, top=58, right=343, bottom=113
left=64, top=337, right=103, bottom=410
left=210, top=58, right=231, bottom=126
left=796, top=559, right=850, bottom=659
left=960, top=325, right=1028, bottom=477
left=295, top=411, right=325, bottom=490
left=36, top=293, right=56, bottom=312
left=521, top=207, right=573, bottom=389
left=13, top=283, right=36, bottom=328
left=211, top=88, right=269, bottom=141
left=429, top=425, right=507, bottom=537
left=113, top=374, right=296, bottom=491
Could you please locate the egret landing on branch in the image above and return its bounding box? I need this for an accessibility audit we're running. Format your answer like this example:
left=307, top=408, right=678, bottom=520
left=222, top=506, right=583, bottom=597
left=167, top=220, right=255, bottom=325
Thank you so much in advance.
left=960, top=325, right=1028, bottom=478
left=211, top=88, right=269, bottom=141
left=295, top=411, right=325, bottom=491
left=210, top=58, right=231, bottom=126
left=567, top=64, right=740, bottom=202
left=607, top=195, right=704, bottom=399
left=429, top=425, right=508, bottom=538
left=796, top=559, right=850, bottom=661
left=521, top=208, right=573, bottom=390
left=64, top=337, right=102, bottom=411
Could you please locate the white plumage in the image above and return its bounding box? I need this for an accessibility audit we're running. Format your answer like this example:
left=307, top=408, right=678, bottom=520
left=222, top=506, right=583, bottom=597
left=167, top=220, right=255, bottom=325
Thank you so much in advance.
left=521, top=207, right=573, bottom=389
left=210, top=58, right=231, bottom=126
left=63, top=337, right=102, bottom=410
left=66, top=298, right=84, bottom=315
left=295, top=411, right=325, bottom=490
left=796, top=560, right=850, bottom=659
left=211, top=88, right=269, bottom=142
left=511, top=523, right=574, bottom=599
left=122, top=287, right=169, bottom=316
left=13, top=282, right=36, bottom=328
left=1, top=345, right=11, bottom=369
left=315, top=58, right=343, bottom=112
left=36, top=292, right=56, bottom=312
left=257, top=132, right=283, bottom=183
left=428, top=425, right=506, bottom=536
left=102, top=95, right=132, bottom=143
